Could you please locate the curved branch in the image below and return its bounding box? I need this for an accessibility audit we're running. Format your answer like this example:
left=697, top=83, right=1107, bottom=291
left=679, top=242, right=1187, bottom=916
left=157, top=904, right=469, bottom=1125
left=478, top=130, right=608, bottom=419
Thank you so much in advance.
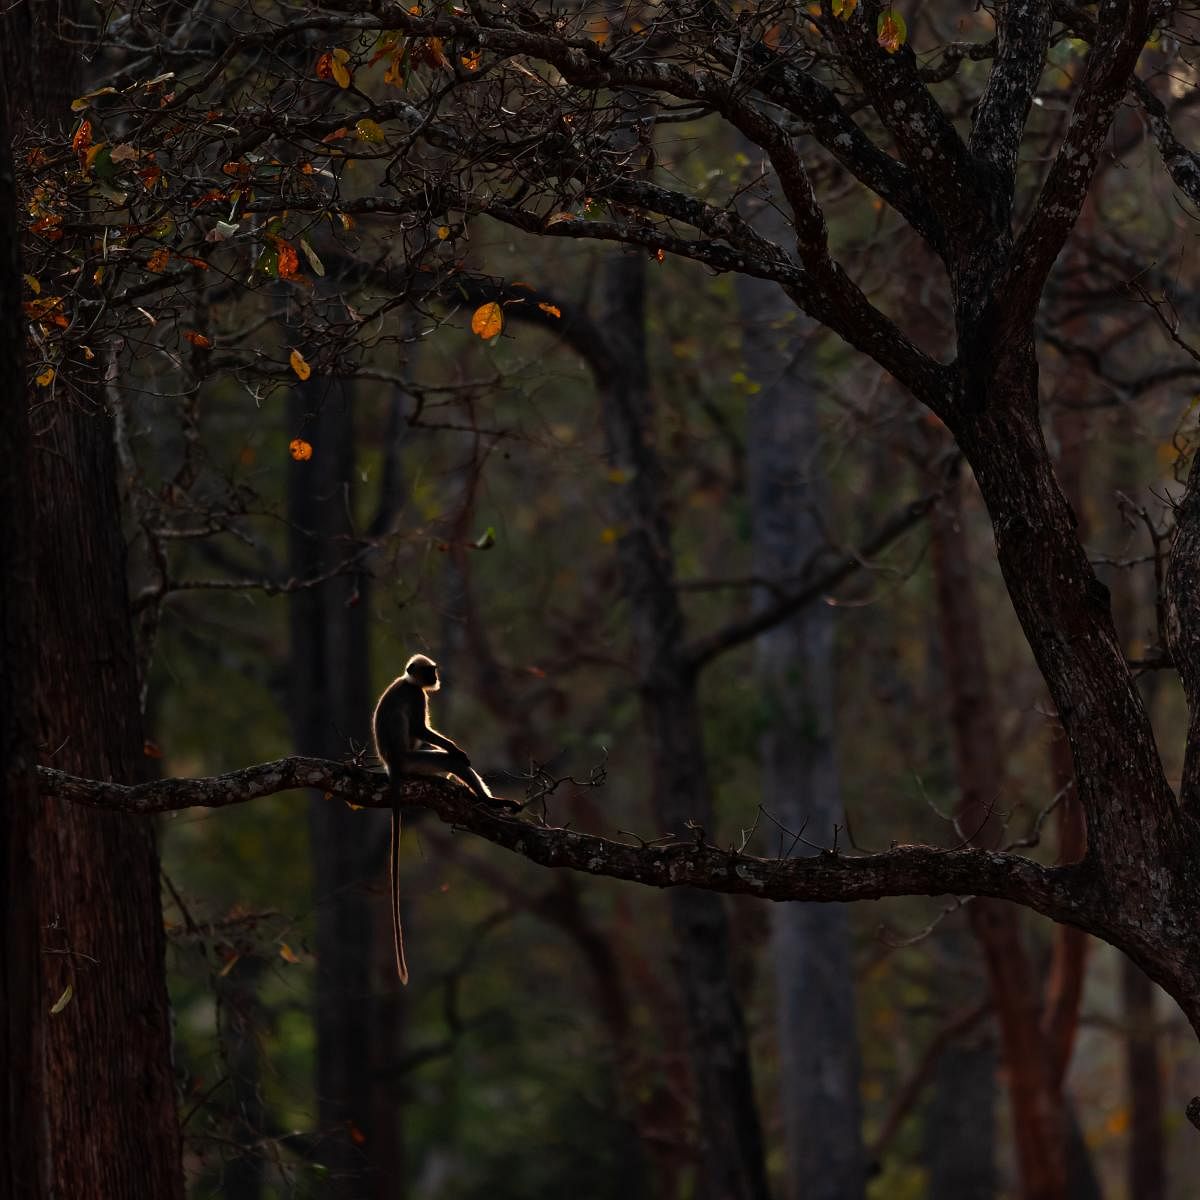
left=37, top=759, right=1096, bottom=930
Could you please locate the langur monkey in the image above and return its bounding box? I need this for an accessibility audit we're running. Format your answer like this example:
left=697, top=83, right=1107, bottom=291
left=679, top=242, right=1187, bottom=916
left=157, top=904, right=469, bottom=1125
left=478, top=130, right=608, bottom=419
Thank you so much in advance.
left=372, top=653, right=504, bottom=984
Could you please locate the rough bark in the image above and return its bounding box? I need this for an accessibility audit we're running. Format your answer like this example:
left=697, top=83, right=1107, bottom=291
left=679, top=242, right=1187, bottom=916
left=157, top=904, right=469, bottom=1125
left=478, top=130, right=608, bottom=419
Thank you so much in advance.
left=1, top=9, right=183, bottom=1197
left=738, top=285, right=865, bottom=1199
left=286, top=376, right=380, bottom=1195
left=598, top=248, right=768, bottom=1200
left=0, top=62, right=41, bottom=1200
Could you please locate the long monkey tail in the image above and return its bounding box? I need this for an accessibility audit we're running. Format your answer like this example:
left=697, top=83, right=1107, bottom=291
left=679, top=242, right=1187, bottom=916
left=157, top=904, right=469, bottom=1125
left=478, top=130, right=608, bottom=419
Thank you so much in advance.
left=389, top=799, right=410, bottom=985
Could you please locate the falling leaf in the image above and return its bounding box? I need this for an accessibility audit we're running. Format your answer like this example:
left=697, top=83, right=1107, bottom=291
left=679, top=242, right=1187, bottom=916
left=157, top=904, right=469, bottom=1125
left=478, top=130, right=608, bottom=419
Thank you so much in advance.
left=355, top=118, right=386, bottom=143
left=606, top=467, right=629, bottom=484
left=537, top=301, right=562, bottom=319
left=279, top=942, right=301, bottom=964
left=23, top=274, right=41, bottom=294
left=217, top=954, right=240, bottom=978
left=876, top=9, right=907, bottom=53
left=146, top=247, right=170, bottom=273
left=470, top=301, right=503, bottom=340
left=474, top=526, right=496, bottom=549
left=460, top=49, right=482, bottom=71
left=348, top=1122, right=367, bottom=1146
left=654, top=248, right=666, bottom=263
left=289, top=349, right=312, bottom=381
left=143, top=740, right=164, bottom=758
left=545, top=212, right=575, bottom=227
left=35, top=366, right=55, bottom=387
left=184, top=330, right=212, bottom=348
left=50, top=984, right=74, bottom=1015
left=437, top=225, right=450, bottom=240
left=600, top=527, right=619, bottom=544
left=289, top=437, right=314, bottom=461
left=832, top=0, right=858, bottom=17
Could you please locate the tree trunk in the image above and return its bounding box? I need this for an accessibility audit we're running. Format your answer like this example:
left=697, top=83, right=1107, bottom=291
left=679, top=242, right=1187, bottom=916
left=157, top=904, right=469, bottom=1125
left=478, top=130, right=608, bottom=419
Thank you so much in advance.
left=0, top=67, right=41, bottom=1200
left=598, top=248, right=769, bottom=1200
left=928, top=470, right=1069, bottom=1200
left=286, top=377, right=381, bottom=1196
left=737, top=289, right=865, bottom=1198
left=1, top=10, right=183, bottom=1197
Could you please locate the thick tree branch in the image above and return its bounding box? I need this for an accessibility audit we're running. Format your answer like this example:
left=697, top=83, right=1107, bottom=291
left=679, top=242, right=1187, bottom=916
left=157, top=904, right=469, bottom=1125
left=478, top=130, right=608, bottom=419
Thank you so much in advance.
left=1006, top=0, right=1152, bottom=316
left=969, top=0, right=1053, bottom=221
left=37, top=759, right=1096, bottom=929
left=821, top=0, right=986, bottom=252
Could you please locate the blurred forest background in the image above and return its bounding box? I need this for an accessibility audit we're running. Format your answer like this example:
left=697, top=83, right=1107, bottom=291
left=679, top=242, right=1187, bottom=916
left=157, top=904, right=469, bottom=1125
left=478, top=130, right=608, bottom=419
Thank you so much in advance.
left=8, top=1, right=1200, bottom=1198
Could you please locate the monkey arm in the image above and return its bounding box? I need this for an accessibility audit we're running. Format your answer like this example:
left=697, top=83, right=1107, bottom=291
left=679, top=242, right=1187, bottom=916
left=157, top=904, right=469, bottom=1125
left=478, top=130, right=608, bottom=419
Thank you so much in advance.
left=417, top=725, right=470, bottom=763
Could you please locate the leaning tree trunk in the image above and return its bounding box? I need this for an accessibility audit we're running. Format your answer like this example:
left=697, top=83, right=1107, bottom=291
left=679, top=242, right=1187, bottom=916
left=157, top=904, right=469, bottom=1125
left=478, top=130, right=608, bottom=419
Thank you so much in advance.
left=598, top=247, right=770, bottom=1200
left=286, top=375, right=380, bottom=1197
left=0, top=10, right=183, bottom=1198
left=736, top=285, right=866, bottom=1198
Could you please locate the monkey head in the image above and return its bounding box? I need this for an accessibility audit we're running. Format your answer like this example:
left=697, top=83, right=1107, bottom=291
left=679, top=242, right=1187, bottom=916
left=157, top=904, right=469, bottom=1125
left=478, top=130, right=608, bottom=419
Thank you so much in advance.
left=403, top=653, right=440, bottom=691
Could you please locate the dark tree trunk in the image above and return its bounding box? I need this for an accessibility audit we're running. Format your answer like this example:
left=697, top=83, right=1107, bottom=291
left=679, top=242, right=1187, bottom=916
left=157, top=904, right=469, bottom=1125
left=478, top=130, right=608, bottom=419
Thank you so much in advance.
left=928, top=470, right=1069, bottom=1200
left=736, top=286, right=865, bottom=1198
left=0, top=64, right=41, bottom=1200
left=286, top=377, right=381, bottom=1196
left=1, top=10, right=183, bottom=1198
left=598, top=249, right=769, bottom=1200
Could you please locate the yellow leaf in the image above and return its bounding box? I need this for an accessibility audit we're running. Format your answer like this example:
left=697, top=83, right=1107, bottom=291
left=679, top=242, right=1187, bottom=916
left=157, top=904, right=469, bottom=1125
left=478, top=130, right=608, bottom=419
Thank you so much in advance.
left=876, top=9, right=907, bottom=53
left=23, top=274, right=40, bottom=294
left=537, top=301, right=561, bottom=319
left=600, top=527, right=619, bottom=544
left=332, top=59, right=351, bottom=88
left=35, top=366, right=55, bottom=387
left=832, top=0, right=858, bottom=17
left=279, top=942, right=301, bottom=964
left=50, top=983, right=74, bottom=1014
left=437, top=225, right=450, bottom=240
left=470, top=301, right=503, bottom=340
left=606, top=467, right=628, bottom=484
left=289, top=348, right=312, bottom=380
left=289, top=437, right=314, bottom=461
left=355, top=118, right=386, bottom=143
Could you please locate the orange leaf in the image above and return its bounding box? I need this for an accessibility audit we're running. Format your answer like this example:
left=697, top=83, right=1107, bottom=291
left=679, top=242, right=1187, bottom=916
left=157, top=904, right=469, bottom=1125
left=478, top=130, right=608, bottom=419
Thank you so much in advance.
left=184, top=330, right=212, bottom=348
left=71, top=119, right=93, bottom=155
left=146, top=247, right=170, bottom=273
left=279, top=942, right=301, bottom=964
left=537, top=301, right=562, bottom=319
left=35, top=366, right=55, bottom=387
left=143, top=740, right=164, bottom=758
left=289, top=437, right=314, bottom=461
left=470, top=301, right=503, bottom=340
left=289, top=349, right=312, bottom=381
left=460, top=49, right=482, bottom=71
left=276, top=239, right=300, bottom=279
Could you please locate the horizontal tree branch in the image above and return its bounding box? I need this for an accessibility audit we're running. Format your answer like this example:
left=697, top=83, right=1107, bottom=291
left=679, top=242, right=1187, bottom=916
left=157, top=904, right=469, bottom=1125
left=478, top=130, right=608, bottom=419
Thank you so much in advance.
left=36, top=758, right=1097, bottom=931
